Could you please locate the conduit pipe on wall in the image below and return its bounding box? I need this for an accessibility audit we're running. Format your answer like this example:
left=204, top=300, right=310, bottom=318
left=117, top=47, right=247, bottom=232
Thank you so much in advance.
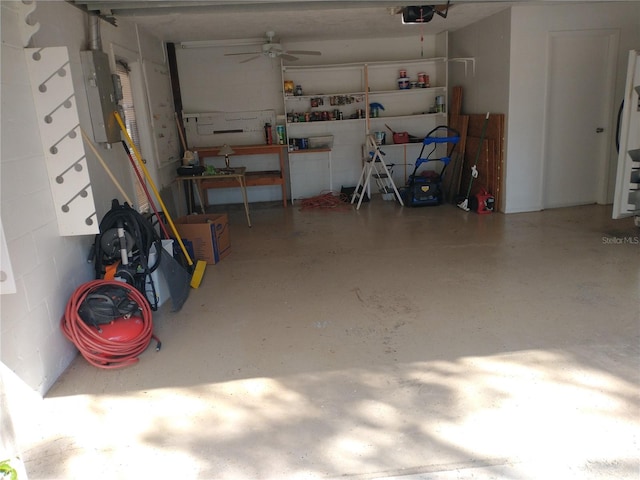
left=89, top=14, right=101, bottom=51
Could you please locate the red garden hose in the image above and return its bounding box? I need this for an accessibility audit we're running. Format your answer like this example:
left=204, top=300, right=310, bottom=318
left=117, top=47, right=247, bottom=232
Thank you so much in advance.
left=61, top=279, right=159, bottom=369
left=299, top=191, right=352, bottom=211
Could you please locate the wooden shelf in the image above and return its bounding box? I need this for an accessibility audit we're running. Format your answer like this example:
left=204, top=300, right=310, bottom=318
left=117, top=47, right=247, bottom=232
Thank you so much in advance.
left=284, top=92, right=366, bottom=99
left=287, top=118, right=364, bottom=126
left=288, top=148, right=332, bottom=154
left=369, top=86, right=446, bottom=96
left=369, top=113, right=447, bottom=121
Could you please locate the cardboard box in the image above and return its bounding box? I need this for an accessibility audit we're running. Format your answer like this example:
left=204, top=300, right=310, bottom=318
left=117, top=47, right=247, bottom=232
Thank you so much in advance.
left=175, top=213, right=231, bottom=264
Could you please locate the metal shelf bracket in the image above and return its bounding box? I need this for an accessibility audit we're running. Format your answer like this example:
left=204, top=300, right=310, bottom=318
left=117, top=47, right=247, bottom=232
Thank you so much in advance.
left=448, top=57, right=476, bottom=77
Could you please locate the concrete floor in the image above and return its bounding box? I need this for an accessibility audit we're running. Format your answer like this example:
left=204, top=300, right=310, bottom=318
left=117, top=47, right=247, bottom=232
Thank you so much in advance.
left=15, top=201, right=640, bottom=479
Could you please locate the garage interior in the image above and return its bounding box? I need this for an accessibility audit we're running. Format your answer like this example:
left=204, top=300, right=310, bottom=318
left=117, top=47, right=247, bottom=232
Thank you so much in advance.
left=1, top=1, right=639, bottom=479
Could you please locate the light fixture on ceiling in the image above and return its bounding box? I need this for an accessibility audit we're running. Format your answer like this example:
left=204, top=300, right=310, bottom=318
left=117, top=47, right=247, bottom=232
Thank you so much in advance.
left=180, top=38, right=266, bottom=49
left=401, top=1, right=450, bottom=24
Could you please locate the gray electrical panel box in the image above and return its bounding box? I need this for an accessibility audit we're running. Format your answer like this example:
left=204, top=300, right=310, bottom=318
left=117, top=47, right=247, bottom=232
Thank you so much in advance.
left=80, top=50, right=120, bottom=143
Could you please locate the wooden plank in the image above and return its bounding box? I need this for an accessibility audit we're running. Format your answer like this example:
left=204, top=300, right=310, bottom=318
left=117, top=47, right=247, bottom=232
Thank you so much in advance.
left=467, top=113, right=503, bottom=139
left=450, top=86, right=463, bottom=116
left=443, top=114, right=468, bottom=202
left=466, top=113, right=505, bottom=211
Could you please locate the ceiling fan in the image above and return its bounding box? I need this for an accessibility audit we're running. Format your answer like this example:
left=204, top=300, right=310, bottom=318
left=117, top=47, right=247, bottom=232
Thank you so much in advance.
left=224, top=31, right=321, bottom=64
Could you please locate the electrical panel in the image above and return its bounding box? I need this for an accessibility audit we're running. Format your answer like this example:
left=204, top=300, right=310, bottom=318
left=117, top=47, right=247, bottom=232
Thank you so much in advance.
left=80, top=50, right=120, bottom=144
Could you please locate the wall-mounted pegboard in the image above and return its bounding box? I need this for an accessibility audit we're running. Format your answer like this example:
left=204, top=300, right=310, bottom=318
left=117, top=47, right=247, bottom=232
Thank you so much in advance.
left=183, top=109, right=276, bottom=147
left=25, top=47, right=99, bottom=236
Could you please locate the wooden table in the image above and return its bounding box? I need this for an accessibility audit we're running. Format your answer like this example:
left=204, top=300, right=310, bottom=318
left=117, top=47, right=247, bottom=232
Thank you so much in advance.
left=177, top=167, right=252, bottom=227
left=194, top=144, right=288, bottom=207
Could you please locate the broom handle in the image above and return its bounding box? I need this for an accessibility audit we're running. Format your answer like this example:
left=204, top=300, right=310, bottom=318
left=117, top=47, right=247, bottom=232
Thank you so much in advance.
left=114, top=111, right=194, bottom=267
left=175, top=112, right=188, bottom=152
left=122, top=141, right=172, bottom=240
left=465, top=112, right=490, bottom=199
left=80, top=128, right=133, bottom=205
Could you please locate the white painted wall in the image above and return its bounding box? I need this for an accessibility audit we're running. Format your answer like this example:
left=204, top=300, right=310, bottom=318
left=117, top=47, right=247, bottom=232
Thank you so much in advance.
left=0, top=0, right=173, bottom=396
left=449, top=8, right=511, bottom=116
left=451, top=3, right=640, bottom=213
left=449, top=9, right=511, bottom=212
left=175, top=35, right=444, bottom=204
left=511, top=3, right=636, bottom=213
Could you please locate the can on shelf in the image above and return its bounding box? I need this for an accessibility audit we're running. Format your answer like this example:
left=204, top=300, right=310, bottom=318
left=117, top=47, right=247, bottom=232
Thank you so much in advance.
left=283, top=80, right=294, bottom=95
left=417, top=72, right=430, bottom=88
left=276, top=125, right=286, bottom=145
left=397, top=78, right=410, bottom=90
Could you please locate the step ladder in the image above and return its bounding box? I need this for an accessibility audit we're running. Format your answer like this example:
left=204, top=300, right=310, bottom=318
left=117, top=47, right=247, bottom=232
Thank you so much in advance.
left=351, top=135, right=404, bottom=209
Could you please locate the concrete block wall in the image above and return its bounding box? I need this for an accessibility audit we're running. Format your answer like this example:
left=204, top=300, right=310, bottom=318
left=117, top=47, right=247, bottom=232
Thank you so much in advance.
left=0, top=1, right=88, bottom=395
left=0, top=1, right=170, bottom=396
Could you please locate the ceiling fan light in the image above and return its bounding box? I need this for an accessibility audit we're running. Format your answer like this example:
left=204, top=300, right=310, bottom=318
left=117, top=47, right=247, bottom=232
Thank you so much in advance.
left=227, top=31, right=321, bottom=63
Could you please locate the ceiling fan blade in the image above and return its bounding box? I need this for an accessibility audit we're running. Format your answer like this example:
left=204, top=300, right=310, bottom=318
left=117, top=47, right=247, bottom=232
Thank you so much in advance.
left=224, top=51, right=261, bottom=57
left=239, top=55, right=262, bottom=64
left=286, top=50, right=322, bottom=56
left=279, top=53, right=299, bottom=62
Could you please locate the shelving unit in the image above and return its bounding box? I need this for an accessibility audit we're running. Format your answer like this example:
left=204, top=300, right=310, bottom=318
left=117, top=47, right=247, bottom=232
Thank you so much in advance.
left=281, top=34, right=449, bottom=200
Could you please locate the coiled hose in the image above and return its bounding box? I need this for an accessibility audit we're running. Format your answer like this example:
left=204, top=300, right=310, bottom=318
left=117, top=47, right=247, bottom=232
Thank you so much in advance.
left=299, top=191, right=352, bottom=211
left=61, top=279, right=159, bottom=369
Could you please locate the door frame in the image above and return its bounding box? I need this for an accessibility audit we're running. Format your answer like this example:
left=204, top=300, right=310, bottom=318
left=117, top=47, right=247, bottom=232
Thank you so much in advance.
left=541, top=28, right=619, bottom=208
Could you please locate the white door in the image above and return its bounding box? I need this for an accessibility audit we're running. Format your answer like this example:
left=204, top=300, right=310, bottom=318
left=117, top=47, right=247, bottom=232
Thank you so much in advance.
left=612, top=50, right=640, bottom=220
left=542, top=30, right=618, bottom=209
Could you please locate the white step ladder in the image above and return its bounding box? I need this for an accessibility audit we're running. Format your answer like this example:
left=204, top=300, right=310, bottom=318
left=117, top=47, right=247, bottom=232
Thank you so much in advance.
left=351, top=135, right=404, bottom=209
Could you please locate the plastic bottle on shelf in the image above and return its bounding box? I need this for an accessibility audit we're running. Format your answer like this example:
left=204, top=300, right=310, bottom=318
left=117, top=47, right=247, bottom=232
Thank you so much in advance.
left=265, top=123, right=273, bottom=145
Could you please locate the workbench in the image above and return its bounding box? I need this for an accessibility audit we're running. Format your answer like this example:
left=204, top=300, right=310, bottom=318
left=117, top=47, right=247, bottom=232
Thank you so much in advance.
left=194, top=144, right=288, bottom=207
left=176, top=167, right=252, bottom=227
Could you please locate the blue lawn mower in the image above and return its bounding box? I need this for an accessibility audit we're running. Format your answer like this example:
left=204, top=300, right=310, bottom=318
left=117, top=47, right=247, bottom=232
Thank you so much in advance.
left=403, top=125, right=460, bottom=207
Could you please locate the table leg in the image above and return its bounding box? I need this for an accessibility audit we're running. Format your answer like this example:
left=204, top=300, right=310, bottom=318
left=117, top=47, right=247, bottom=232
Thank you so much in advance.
left=281, top=181, right=288, bottom=208
left=278, top=148, right=288, bottom=207
left=192, top=179, right=206, bottom=214
left=177, top=178, right=184, bottom=214
left=238, top=176, right=252, bottom=228
left=185, top=179, right=194, bottom=214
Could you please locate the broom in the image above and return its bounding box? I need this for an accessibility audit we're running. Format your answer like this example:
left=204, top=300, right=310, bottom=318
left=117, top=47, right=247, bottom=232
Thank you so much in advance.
left=114, top=111, right=207, bottom=289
